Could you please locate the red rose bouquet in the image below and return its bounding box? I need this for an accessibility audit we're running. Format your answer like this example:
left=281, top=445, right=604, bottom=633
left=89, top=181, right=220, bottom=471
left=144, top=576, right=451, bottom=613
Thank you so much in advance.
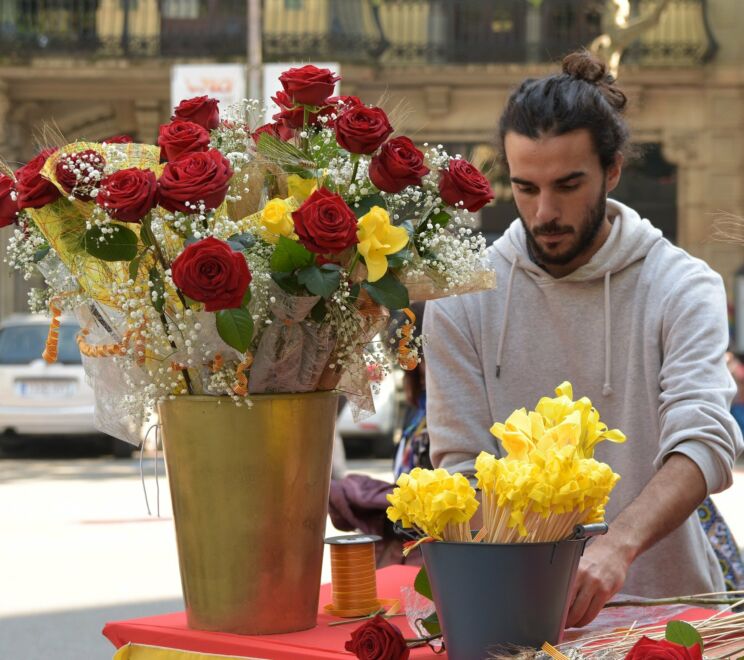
left=1, top=64, right=496, bottom=445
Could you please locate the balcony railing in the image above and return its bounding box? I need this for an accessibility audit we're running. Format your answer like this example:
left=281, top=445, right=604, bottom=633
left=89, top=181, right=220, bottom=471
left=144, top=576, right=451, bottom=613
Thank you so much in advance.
left=0, top=0, right=717, bottom=67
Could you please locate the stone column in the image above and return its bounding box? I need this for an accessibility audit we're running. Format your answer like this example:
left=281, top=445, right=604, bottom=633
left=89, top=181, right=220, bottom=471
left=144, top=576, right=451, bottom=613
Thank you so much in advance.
left=0, top=80, right=15, bottom=321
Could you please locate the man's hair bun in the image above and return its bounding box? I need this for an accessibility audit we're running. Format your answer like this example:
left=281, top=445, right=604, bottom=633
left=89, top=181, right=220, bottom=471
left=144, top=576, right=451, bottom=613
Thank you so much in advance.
left=562, top=50, right=627, bottom=113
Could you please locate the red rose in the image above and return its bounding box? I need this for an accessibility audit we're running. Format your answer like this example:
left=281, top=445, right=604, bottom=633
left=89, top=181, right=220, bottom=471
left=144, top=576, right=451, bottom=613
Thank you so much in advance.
left=279, top=64, right=340, bottom=107
left=328, top=95, right=363, bottom=109
left=158, top=149, right=233, bottom=213
left=158, top=120, right=210, bottom=162
left=272, top=91, right=320, bottom=130
left=0, top=173, right=18, bottom=227
left=292, top=188, right=358, bottom=254
left=625, top=637, right=702, bottom=660
left=55, top=149, right=106, bottom=202
left=173, top=96, right=220, bottom=131
left=438, top=158, right=494, bottom=212
left=251, top=122, right=294, bottom=144
left=335, top=105, right=393, bottom=155
left=171, top=237, right=251, bottom=312
left=96, top=168, right=158, bottom=223
left=104, top=135, right=133, bottom=144
left=345, top=615, right=410, bottom=660
left=369, top=137, right=430, bottom=194
left=15, top=148, right=61, bottom=210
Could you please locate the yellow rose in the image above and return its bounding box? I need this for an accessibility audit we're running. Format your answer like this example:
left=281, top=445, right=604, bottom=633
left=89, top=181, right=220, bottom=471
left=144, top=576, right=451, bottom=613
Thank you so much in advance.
left=286, top=174, right=318, bottom=203
left=258, top=198, right=296, bottom=244
left=356, top=206, right=409, bottom=282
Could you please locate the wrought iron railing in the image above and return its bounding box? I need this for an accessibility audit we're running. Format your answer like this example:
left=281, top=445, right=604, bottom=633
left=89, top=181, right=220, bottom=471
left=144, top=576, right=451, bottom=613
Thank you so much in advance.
left=0, top=0, right=717, bottom=66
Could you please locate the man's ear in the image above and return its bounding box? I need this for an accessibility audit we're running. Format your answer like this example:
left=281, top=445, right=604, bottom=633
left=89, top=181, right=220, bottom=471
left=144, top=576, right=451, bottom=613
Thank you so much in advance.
left=606, top=152, right=624, bottom=193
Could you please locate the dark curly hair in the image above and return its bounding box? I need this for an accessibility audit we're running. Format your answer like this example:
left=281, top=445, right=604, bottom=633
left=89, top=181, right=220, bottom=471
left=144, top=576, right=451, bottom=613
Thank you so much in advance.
left=498, top=50, right=631, bottom=171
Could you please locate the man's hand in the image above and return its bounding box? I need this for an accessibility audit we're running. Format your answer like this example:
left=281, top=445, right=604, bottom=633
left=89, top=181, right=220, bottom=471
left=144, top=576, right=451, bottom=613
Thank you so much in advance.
left=565, top=533, right=633, bottom=628
left=564, top=453, right=707, bottom=629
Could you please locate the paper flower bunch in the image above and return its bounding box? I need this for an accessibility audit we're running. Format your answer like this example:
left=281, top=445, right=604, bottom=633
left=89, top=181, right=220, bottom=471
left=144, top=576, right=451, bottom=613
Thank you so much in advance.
left=386, top=467, right=479, bottom=542
left=479, top=381, right=624, bottom=542
left=387, top=382, right=626, bottom=545
left=0, top=64, right=496, bottom=444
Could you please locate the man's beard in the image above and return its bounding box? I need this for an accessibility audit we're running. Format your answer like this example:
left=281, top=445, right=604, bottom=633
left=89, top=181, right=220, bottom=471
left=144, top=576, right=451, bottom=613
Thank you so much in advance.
left=521, top=187, right=607, bottom=267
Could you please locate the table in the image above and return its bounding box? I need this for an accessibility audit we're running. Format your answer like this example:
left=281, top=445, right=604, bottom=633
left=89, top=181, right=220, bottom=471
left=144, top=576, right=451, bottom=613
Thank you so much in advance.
left=104, top=565, right=436, bottom=659
left=103, top=565, right=717, bottom=660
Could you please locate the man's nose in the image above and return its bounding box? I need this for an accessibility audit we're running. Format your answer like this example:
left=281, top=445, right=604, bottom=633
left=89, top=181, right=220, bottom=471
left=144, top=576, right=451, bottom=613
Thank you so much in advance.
left=535, top=192, right=559, bottom=223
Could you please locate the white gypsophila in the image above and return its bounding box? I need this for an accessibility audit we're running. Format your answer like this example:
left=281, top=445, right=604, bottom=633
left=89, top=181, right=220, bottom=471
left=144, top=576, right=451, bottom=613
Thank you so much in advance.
left=27, top=287, right=51, bottom=314
left=416, top=223, right=488, bottom=292
left=5, top=220, right=47, bottom=280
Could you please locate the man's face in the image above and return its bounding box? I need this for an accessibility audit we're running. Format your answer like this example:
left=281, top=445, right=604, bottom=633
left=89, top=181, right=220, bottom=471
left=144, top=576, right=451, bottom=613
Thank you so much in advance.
left=504, top=129, right=622, bottom=275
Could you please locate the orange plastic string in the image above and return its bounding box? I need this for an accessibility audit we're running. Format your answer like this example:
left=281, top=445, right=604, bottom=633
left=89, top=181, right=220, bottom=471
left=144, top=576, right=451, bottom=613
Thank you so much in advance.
left=210, top=353, right=223, bottom=373
left=170, top=361, right=188, bottom=372
left=232, top=353, right=254, bottom=396
left=396, top=307, right=418, bottom=371
left=76, top=328, right=127, bottom=357
left=324, top=541, right=382, bottom=618
left=42, top=298, right=62, bottom=363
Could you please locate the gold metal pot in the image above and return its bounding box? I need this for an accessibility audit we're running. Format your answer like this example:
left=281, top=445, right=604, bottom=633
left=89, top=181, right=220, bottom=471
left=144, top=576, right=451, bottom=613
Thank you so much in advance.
left=157, top=392, right=339, bottom=634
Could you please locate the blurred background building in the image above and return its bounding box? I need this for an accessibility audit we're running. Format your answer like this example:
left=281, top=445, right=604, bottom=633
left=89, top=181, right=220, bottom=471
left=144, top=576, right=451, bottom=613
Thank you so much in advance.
left=1, top=0, right=743, bottom=324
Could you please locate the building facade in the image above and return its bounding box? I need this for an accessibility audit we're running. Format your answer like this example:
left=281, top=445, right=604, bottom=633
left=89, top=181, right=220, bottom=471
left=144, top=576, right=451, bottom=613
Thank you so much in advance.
left=1, top=0, right=743, bottom=323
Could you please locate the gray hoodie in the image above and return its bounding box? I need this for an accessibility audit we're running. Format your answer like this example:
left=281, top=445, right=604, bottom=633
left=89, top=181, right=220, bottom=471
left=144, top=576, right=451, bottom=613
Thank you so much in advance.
left=424, top=199, right=744, bottom=597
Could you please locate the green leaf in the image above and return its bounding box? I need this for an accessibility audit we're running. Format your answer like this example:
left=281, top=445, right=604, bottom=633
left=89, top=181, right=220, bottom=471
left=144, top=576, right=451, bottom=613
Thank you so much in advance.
left=270, top=236, right=315, bottom=272
left=665, top=621, right=703, bottom=649
left=310, top=298, right=327, bottom=323
left=271, top=272, right=302, bottom=295
left=241, top=287, right=252, bottom=307
left=140, top=217, right=156, bottom=247
left=421, top=612, right=441, bottom=636
left=353, top=193, right=386, bottom=219
left=148, top=267, right=166, bottom=314
left=417, top=210, right=451, bottom=234
left=348, top=283, right=361, bottom=305
left=362, top=271, right=409, bottom=310
left=227, top=232, right=256, bottom=252
left=216, top=307, right=254, bottom=353
left=84, top=224, right=138, bottom=262
left=414, top=566, right=433, bottom=600
left=386, top=247, right=414, bottom=269
left=32, top=245, right=51, bottom=263
left=128, top=254, right=142, bottom=281
left=297, top=265, right=341, bottom=299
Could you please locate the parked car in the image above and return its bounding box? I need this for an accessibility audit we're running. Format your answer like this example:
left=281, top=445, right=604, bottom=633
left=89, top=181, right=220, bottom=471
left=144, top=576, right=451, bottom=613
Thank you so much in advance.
left=0, top=313, right=134, bottom=457
left=336, top=369, right=402, bottom=458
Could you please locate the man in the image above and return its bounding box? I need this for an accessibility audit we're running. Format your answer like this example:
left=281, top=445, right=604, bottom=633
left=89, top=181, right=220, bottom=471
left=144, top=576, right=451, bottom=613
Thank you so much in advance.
left=424, top=50, right=743, bottom=628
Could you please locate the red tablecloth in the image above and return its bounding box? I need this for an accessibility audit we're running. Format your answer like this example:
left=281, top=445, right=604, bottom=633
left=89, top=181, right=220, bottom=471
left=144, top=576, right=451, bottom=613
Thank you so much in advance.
left=104, top=565, right=437, bottom=659
left=103, top=565, right=719, bottom=659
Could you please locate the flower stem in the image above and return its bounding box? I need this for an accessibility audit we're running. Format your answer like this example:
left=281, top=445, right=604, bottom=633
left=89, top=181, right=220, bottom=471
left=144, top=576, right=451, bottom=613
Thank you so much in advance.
left=347, top=251, right=361, bottom=280
left=349, top=155, right=360, bottom=187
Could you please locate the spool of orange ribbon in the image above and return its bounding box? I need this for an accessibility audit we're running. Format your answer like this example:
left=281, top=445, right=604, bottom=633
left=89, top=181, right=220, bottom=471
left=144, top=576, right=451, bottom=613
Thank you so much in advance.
left=324, top=534, right=398, bottom=618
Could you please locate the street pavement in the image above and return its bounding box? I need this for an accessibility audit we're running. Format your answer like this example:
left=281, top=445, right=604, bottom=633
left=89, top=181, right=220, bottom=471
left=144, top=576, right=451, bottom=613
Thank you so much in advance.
left=0, top=441, right=741, bottom=660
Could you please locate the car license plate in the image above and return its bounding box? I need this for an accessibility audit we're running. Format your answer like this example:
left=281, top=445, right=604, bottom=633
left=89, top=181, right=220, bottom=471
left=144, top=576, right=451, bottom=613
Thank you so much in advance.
left=16, top=380, right=76, bottom=398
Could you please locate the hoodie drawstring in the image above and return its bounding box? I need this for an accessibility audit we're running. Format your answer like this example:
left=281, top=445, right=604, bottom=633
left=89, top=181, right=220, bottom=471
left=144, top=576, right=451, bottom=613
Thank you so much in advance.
left=602, top=270, right=614, bottom=397
left=495, top=257, right=518, bottom=378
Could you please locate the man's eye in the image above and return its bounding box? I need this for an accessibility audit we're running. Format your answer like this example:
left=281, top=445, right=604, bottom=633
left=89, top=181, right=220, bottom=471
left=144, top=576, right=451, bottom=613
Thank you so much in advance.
left=559, top=184, right=579, bottom=191
left=516, top=186, right=537, bottom=194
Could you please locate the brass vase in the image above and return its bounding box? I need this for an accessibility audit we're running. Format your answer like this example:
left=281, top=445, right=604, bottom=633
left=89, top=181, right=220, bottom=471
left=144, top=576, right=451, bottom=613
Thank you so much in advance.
left=157, top=391, right=339, bottom=634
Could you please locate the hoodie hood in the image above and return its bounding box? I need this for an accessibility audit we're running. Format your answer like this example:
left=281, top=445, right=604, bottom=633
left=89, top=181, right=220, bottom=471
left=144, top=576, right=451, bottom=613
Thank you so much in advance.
left=491, top=199, right=665, bottom=397
left=494, top=199, right=664, bottom=282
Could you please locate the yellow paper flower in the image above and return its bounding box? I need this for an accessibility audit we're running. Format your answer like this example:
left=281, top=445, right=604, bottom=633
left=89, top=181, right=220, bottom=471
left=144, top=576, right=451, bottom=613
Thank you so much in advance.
left=257, top=198, right=297, bottom=244
left=386, top=467, right=479, bottom=540
left=286, top=174, right=317, bottom=203
left=356, top=206, right=409, bottom=282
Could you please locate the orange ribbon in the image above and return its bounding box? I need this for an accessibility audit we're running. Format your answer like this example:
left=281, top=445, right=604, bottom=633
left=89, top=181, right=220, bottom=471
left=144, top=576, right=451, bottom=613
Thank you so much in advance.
left=232, top=353, right=254, bottom=396
left=396, top=307, right=418, bottom=371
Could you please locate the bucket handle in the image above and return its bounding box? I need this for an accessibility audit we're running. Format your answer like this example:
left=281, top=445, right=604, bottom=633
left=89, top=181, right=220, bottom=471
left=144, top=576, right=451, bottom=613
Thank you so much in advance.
left=569, top=523, right=609, bottom=540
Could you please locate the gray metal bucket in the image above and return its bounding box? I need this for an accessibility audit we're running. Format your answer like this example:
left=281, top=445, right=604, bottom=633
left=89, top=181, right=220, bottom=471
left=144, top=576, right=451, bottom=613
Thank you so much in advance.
left=420, top=524, right=607, bottom=659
